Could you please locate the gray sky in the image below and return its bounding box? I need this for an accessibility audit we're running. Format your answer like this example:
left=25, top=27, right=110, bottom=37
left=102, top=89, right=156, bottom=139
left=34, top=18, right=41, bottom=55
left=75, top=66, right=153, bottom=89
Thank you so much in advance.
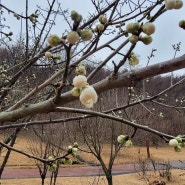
left=1, top=0, right=185, bottom=76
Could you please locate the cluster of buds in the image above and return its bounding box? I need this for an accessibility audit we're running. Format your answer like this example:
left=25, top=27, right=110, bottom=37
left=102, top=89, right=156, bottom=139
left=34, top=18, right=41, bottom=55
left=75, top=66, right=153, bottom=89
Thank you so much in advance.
left=67, top=30, right=93, bottom=44
left=67, top=11, right=93, bottom=44
left=45, top=51, right=61, bottom=60
left=94, top=15, right=108, bottom=33
left=128, top=52, right=139, bottom=66
left=66, top=11, right=81, bottom=44
left=64, top=157, right=73, bottom=165
left=71, top=63, right=98, bottom=108
left=13, top=13, right=20, bottom=20
left=63, top=142, right=79, bottom=165
left=67, top=142, right=79, bottom=157
left=47, top=156, right=57, bottom=172
left=29, top=13, right=38, bottom=24
left=126, top=1, right=183, bottom=45
left=165, top=0, right=183, bottom=10
left=169, top=136, right=184, bottom=152
left=126, top=21, right=155, bottom=45
left=117, top=135, right=133, bottom=147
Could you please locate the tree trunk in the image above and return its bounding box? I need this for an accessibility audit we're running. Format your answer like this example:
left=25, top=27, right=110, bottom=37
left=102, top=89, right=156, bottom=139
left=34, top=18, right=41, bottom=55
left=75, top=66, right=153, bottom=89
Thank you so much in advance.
left=0, top=128, right=20, bottom=178
left=146, top=140, right=150, bottom=158
left=53, top=160, right=59, bottom=185
left=105, top=171, right=113, bottom=185
left=41, top=177, right=45, bottom=185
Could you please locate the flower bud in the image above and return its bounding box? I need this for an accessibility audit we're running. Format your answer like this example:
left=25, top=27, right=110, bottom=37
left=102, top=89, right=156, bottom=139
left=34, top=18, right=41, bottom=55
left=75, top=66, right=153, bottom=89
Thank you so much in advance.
left=179, top=20, right=185, bottom=30
left=67, top=146, right=73, bottom=153
left=13, top=13, right=20, bottom=20
left=45, top=52, right=53, bottom=58
left=117, top=135, right=126, bottom=144
left=76, top=63, right=86, bottom=75
left=73, top=142, right=78, bottom=148
left=8, top=32, right=13, bottom=36
left=165, top=0, right=176, bottom=10
left=70, top=10, right=82, bottom=23
left=125, top=139, right=133, bottom=147
left=95, top=24, right=105, bottom=32
left=48, top=34, right=61, bottom=47
left=142, top=22, right=155, bottom=35
left=140, top=35, right=153, bottom=45
left=80, top=29, right=93, bottom=41
left=128, top=52, right=139, bottom=66
left=73, top=75, right=87, bottom=88
left=48, top=156, right=54, bottom=160
left=68, top=145, right=73, bottom=150
left=64, top=158, right=73, bottom=165
left=67, top=31, right=79, bottom=44
left=126, top=22, right=140, bottom=34
left=169, top=138, right=178, bottom=147
left=48, top=164, right=57, bottom=171
left=72, top=147, right=78, bottom=152
left=129, top=35, right=138, bottom=44
left=174, top=0, right=183, bottom=9
left=175, top=136, right=182, bottom=143
left=174, top=145, right=182, bottom=152
left=53, top=55, right=61, bottom=60
left=99, top=15, right=108, bottom=24
left=179, top=142, right=185, bottom=148
left=71, top=87, right=80, bottom=97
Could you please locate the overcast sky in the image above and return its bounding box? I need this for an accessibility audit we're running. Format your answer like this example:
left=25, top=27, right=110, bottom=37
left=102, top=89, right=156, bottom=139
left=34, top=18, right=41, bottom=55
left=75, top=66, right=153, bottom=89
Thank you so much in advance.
left=1, top=0, right=185, bottom=76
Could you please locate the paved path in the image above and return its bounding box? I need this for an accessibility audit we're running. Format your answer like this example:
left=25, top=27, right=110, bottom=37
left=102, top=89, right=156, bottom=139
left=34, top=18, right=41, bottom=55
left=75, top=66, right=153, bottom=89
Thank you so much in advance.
left=1, top=161, right=185, bottom=179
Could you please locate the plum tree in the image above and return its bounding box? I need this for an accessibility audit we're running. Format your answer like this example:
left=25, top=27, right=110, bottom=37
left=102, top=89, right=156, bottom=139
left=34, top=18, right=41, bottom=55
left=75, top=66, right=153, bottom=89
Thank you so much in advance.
left=0, top=1, right=185, bottom=185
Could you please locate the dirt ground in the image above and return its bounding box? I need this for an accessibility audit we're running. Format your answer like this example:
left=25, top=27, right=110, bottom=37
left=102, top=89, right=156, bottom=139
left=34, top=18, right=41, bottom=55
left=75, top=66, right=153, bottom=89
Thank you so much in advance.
left=1, top=135, right=185, bottom=184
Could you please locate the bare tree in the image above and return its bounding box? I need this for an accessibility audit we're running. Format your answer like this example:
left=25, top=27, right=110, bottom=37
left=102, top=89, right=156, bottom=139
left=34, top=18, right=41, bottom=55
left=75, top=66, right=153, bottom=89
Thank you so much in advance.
left=0, top=0, right=185, bottom=184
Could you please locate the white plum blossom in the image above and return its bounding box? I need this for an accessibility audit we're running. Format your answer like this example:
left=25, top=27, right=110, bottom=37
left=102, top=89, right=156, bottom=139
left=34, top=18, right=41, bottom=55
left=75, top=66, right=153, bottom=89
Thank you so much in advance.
left=73, top=75, right=87, bottom=88
left=80, top=85, right=98, bottom=108
left=169, top=139, right=178, bottom=147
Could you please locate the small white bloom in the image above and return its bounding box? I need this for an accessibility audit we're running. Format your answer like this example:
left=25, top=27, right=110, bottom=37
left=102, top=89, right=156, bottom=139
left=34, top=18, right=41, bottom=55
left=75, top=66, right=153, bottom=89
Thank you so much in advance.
left=80, top=85, right=98, bottom=108
left=159, top=112, right=163, bottom=117
left=117, top=135, right=126, bottom=144
left=169, top=139, right=178, bottom=147
left=72, top=147, right=78, bottom=152
left=73, top=75, right=87, bottom=88
left=68, top=145, right=73, bottom=150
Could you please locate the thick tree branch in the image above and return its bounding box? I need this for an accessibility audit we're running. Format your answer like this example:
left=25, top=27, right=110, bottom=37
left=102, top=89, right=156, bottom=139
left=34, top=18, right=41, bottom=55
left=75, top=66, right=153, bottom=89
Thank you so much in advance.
left=0, top=54, right=185, bottom=123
